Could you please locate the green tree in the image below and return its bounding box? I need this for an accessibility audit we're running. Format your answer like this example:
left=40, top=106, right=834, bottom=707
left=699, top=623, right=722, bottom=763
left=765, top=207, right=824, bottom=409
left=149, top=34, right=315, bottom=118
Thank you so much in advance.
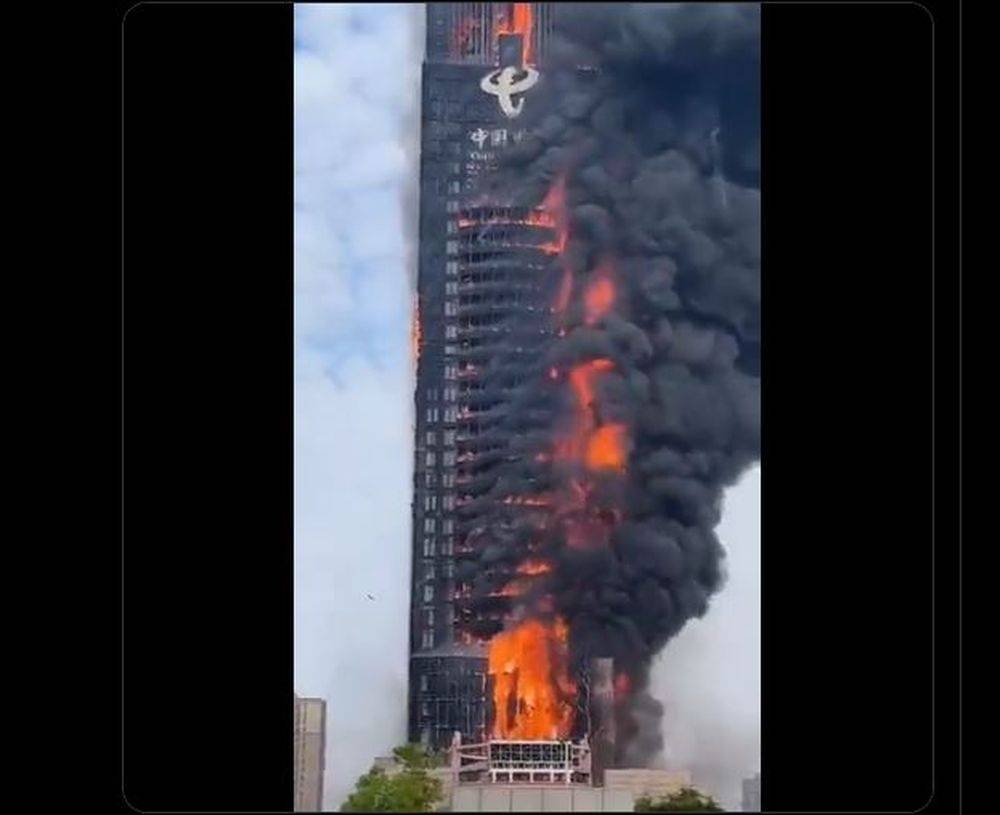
left=634, top=787, right=724, bottom=812
left=392, top=743, right=441, bottom=770
left=340, top=745, right=444, bottom=812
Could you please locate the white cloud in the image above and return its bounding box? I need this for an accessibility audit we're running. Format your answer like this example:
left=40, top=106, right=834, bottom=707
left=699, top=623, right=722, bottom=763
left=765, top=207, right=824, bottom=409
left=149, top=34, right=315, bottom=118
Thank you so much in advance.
left=651, top=466, right=761, bottom=811
left=294, top=4, right=420, bottom=809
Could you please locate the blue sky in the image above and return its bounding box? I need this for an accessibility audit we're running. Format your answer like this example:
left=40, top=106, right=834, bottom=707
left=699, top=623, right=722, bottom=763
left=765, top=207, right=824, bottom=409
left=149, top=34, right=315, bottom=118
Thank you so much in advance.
left=294, top=5, right=420, bottom=808
left=294, top=5, right=759, bottom=810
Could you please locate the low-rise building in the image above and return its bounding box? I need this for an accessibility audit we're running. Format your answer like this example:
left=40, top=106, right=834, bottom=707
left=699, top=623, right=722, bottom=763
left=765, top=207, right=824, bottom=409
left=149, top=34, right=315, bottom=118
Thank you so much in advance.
left=293, top=696, right=326, bottom=812
left=604, top=768, right=692, bottom=801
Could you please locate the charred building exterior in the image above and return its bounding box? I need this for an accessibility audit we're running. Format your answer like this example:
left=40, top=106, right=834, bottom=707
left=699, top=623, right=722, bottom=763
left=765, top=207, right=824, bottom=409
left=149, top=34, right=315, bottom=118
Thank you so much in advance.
left=409, top=2, right=557, bottom=750
left=409, top=2, right=761, bottom=766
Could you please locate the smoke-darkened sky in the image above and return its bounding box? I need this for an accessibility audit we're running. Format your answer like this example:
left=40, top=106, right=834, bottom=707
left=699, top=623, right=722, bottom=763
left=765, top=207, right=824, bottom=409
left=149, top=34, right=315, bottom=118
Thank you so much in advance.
left=294, top=5, right=759, bottom=810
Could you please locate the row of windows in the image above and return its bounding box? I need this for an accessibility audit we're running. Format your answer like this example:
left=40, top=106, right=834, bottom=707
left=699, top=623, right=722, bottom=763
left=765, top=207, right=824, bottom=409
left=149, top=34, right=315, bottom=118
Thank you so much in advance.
left=422, top=534, right=455, bottom=557
left=460, top=291, right=532, bottom=306
left=424, top=386, right=461, bottom=403
left=422, top=560, right=456, bottom=581
left=458, top=227, right=537, bottom=244
left=424, top=471, right=457, bottom=488
left=424, top=98, right=498, bottom=122
left=418, top=670, right=484, bottom=694
left=425, top=429, right=458, bottom=446
left=422, top=517, right=458, bottom=535
left=424, top=140, right=463, bottom=158
left=423, top=450, right=458, bottom=468
left=423, top=493, right=458, bottom=512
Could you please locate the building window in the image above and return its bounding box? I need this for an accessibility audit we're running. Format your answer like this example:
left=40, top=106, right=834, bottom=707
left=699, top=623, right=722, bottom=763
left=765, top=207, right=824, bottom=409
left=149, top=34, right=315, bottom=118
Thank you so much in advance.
left=425, top=471, right=436, bottom=488
left=444, top=387, right=457, bottom=402
left=426, top=430, right=436, bottom=446
left=420, top=674, right=429, bottom=692
left=424, top=518, right=436, bottom=533
left=424, top=494, right=437, bottom=511
left=446, top=200, right=459, bottom=213
left=443, top=451, right=456, bottom=466
left=423, top=536, right=436, bottom=556
left=446, top=240, right=459, bottom=255
left=443, top=430, right=456, bottom=446
left=425, top=608, right=435, bottom=627
left=444, top=364, right=458, bottom=380
left=446, top=220, right=458, bottom=235
left=444, top=560, right=454, bottom=579
left=446, top=261, right=459, bottom=276
left=445, top=325, right=457, bottom=339
left=445, top=345, right=457, bottom=355
left=424, top=584, right=434, bottom=603
left=444, top=300, right=458, bottom=317
left=424, top=562, right=436, bottom=581
left=448, top=181, right=461, bottom=194
left=446, top=282, right=458, bottom=295
left=442, top=473, right=455, bottom=488
left=442, top=494, right=455, bottom=511
left=443, top=519, right=454, bottom=534
left=425, top=451, right=436, bottom=467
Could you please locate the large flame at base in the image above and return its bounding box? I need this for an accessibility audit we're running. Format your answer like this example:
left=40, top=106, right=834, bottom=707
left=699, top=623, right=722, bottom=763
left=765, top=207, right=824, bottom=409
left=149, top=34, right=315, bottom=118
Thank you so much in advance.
left=489, top=617, right=576, bottom=740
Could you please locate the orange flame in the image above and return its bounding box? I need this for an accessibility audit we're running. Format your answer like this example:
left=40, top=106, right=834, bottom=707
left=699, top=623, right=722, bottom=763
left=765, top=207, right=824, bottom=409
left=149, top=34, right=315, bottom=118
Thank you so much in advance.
left=459, top=210, right=556, bottom=230
left=568, top=358, right=614, bottom=415
left=585, top=423, right=628, bottom=472
left=584, top=262, right=616, bottom=325
left=562, top=359, right=630, bottom=473
left=540, top=175, right=570, bottom=258
left=492, top=579, right=528, bottom=598
left=411, top=294, right=422, bottom=364
left=489, top=617, right=575, bottom=739
left=537, top=175, right=575, bottom=318
left=615, top=672, right=632, bottom=698
left=476, top=175, right=633, bottom=744
left=503, top=494, right=552, bottom=507
left=517, top=558, right=553, bottom=576
left=497, top=3, right=535, bottom=65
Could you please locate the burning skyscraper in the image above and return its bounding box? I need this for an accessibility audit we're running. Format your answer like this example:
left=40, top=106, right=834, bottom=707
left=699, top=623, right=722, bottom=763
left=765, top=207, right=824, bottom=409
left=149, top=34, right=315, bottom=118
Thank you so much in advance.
left=409, top=1, right=560, bottom=751
left=409, top=1, right=760, bottom=773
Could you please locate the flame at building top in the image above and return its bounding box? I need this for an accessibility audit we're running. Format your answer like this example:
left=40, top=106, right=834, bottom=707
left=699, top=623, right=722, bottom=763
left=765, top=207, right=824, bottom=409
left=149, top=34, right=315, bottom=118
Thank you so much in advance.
left=433, top=3, right=554, bottom=67
left=498, top=3, right=535, bottom=65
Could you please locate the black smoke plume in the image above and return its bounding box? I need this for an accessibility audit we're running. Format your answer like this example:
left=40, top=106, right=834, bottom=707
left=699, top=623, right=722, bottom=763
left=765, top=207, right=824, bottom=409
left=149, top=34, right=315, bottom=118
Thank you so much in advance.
left=458, top=3, right=759, bottom=766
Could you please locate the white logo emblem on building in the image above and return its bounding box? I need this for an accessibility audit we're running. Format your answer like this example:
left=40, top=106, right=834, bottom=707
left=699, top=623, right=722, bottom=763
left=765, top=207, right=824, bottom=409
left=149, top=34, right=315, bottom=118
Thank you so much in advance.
left=479, top=66, right=539, bottom=119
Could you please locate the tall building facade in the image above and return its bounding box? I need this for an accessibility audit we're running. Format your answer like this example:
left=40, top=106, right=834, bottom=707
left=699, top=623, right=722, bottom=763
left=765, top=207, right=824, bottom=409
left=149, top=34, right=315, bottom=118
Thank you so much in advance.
left=294, top=695, right=326, bottom=812
left=409, top=2, right=558, bottom=750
